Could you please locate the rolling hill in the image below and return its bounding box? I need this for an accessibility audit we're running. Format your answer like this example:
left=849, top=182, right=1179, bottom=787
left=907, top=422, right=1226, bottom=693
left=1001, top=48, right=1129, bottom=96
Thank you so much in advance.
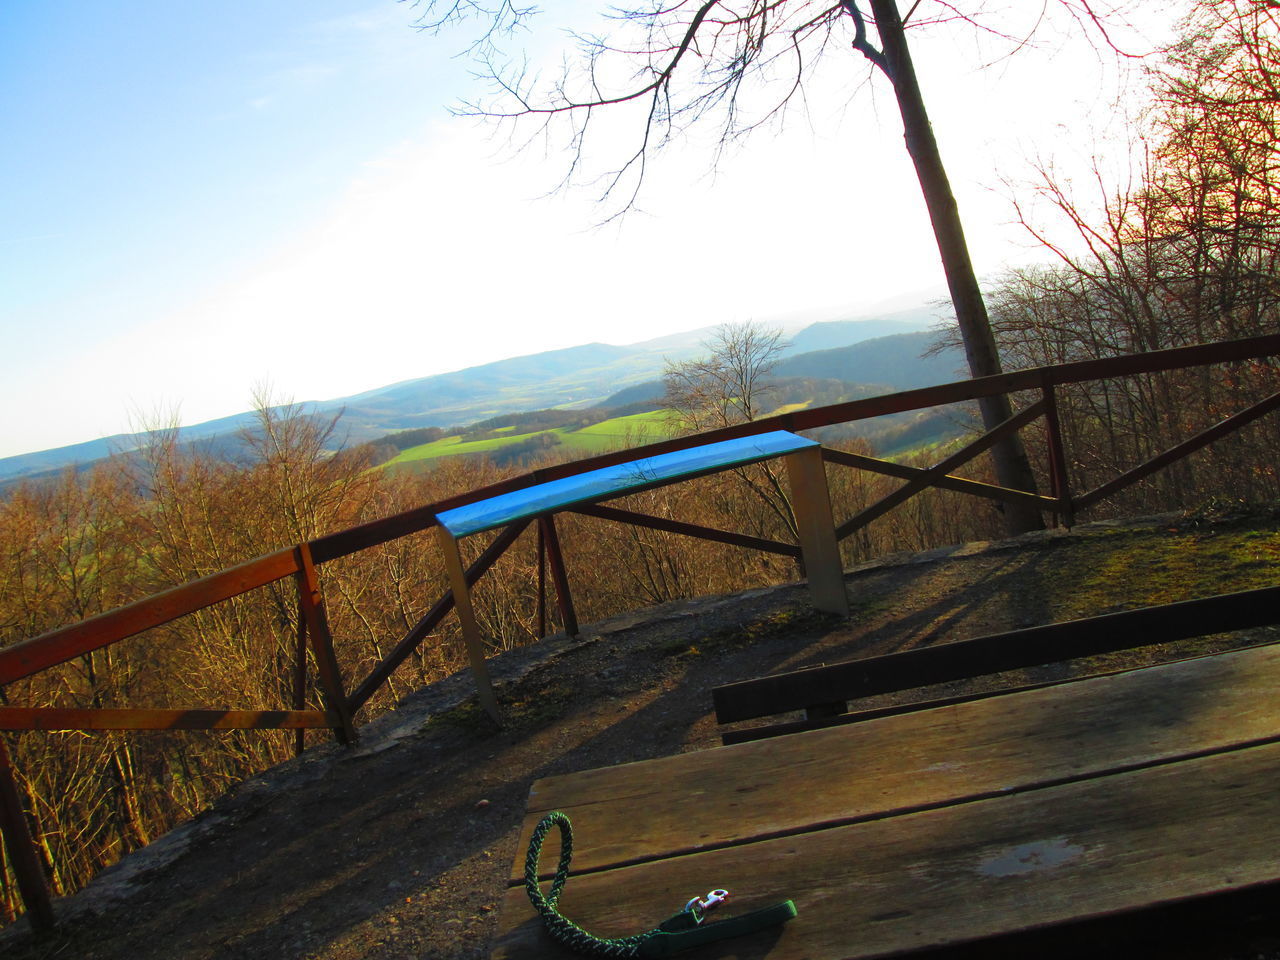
left=0, top=311, right=945, bottom=485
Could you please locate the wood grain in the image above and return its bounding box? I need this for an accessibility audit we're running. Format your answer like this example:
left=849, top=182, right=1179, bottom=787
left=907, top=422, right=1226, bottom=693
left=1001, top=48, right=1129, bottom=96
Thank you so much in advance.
left=785, top=446, right=849, bottom=616
left=510, top=643, right=1280, bottom=883
left=495, top=737, right=1280, bottom=959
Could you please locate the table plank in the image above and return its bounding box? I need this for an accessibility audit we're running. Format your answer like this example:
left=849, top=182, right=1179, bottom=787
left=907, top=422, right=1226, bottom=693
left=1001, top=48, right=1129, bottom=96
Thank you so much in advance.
left=510, top=642, right=1280, bottom=883
left=495, top=737, right=1280, bottom=959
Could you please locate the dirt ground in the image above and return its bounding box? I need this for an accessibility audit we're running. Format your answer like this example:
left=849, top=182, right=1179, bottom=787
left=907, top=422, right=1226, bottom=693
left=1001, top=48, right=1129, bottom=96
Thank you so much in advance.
left=4, top=509, right=1280, bottom=960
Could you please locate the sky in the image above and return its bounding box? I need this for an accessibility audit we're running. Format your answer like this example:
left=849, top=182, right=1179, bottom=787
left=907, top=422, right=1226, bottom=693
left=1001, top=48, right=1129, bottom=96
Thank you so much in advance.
left=0, top=1, right=1165, bottom=460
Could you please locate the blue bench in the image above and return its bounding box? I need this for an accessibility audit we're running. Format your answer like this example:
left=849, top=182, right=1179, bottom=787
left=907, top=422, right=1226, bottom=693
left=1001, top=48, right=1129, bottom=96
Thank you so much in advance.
left=435, top=430, right=849, bottom=721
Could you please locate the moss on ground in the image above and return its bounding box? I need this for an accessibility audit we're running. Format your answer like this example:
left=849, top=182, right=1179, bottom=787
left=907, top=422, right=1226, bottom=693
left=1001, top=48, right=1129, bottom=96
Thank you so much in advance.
left=1041, top=518, right=1280, bottom=622
left=655, top=606, right=840, bottom=662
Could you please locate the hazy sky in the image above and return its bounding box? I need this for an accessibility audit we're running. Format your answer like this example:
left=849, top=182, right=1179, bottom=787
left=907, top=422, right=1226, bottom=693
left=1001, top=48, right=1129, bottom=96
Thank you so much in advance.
left=0, top=1, right=1162, bottom=459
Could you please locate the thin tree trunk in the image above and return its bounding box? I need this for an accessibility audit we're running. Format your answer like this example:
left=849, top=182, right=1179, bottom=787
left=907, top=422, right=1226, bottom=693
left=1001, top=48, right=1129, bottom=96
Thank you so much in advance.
left=866, top=0, right=1044, bottom=534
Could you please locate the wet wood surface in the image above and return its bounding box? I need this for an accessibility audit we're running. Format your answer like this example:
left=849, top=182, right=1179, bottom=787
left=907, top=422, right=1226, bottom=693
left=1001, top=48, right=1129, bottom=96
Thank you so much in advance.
left=492, top=642, right=1280, bottom=959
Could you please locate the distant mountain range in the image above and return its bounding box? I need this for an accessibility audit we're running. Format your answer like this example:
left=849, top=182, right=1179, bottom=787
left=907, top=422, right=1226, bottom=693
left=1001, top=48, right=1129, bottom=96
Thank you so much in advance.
left=0, top=307, right=956, bottom=486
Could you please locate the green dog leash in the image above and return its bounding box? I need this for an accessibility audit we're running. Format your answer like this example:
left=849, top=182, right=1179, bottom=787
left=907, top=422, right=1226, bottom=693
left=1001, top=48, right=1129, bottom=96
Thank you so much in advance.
left=524, top=811, right=797, bottom=957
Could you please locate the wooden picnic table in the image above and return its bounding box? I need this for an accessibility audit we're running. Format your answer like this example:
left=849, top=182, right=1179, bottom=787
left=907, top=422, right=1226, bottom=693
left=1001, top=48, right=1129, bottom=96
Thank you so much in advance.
left=491, top=641, right=1280, bottom=958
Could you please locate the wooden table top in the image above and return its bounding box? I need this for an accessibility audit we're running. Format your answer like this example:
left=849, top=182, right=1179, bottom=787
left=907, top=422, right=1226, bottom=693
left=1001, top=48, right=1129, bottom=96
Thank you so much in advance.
left=491, top=642, right=1280, bottom=959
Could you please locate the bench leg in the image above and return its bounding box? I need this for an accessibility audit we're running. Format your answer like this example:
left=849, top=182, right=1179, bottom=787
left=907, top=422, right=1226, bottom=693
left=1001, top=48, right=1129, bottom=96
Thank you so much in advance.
left=785, top=447, right=850, bottom=617
left=436, top=527, right=502, bottom=724
left=539, top=515, right=579, bottom=638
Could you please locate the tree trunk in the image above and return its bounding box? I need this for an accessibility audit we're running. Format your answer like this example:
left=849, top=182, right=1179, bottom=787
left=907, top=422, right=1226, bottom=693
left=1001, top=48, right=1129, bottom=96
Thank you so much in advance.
left=866, top=0, right=1044, bottom=534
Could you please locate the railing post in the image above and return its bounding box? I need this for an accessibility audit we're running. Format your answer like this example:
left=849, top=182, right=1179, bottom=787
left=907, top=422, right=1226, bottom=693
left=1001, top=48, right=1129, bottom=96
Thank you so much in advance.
left=0, top=738, right=55, bottom=932
left=1043, top=384, right=1074, bottom=528
left=293, top=544, right=357, bottom=745
left=537, top=522, right=547, bottom=640
left=784, top=447, right=850, bottom=617
left=435, top=528, right=503, bottom=724
left=292, top=598, right=307, bottom=757
left=538, top=515, right=579, bottom=638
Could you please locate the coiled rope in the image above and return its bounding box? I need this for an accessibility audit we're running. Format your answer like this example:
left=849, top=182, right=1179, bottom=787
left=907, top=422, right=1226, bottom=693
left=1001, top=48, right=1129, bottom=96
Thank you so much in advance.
left=523, top=811, right=797, bottom=958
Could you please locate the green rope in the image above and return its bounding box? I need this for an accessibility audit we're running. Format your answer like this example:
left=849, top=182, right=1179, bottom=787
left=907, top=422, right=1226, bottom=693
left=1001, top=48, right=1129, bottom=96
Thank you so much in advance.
left=524, top=812, right=662, bottom=957
left=523, top=811, right=798, bottom=958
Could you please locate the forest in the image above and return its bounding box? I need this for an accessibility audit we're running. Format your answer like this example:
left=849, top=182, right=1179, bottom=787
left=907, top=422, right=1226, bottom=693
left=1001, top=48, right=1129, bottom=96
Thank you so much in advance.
left=1, top=0, right=1278, bottom=925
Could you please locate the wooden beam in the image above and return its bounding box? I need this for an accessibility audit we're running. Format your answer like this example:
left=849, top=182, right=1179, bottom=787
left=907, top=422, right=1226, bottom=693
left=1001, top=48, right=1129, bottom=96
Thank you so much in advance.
left=1043, top=382, right=1074, bottom=527
left=537, top=522, right=547, bottom=639
left=0, top=738, right=54, bottom=932
left=714, top=585, right=1280, bottom=723
left=784, top=446, right=849, bottom=616
left=718, top=649, right=1250, bottom=744
left=821, top=448, right=1058, bottom=508
left=538, top=516, right=579, bottom=638
left=1075, top=388, right=1280, bottom=511
left=0, top=549, right=300, bottom=686
left=346, top=519, right=530, bottom=715
left=0, top=707, right=334, bottom=731
left=294, top=543, right=356, bottom=745
left=836, top=400, right=1046, bottom=541
left=570, top=503, right=801, bottom=558
left=436, top=527, right=502, bottom=724
left=292, top=598, right=307, bottom=756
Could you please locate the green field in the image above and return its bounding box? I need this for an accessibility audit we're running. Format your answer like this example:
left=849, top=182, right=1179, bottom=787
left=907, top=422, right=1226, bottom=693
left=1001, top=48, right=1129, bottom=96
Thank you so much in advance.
left=384, top=409, right=678, bottom=468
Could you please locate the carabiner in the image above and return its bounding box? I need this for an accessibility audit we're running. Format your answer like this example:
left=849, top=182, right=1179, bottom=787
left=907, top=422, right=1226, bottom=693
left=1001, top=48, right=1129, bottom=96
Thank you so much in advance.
left=683, top=888, right=730, bottom=919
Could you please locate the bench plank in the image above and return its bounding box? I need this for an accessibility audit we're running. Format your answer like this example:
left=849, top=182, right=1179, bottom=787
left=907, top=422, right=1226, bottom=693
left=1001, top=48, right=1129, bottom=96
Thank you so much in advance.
left=714, top=585, right=1280, bottom=724
left=509, top=642, right=1280, bottom=883
left=436, top=431, right=819, bottom=538
left=494, top=738, right=1280, bottom=959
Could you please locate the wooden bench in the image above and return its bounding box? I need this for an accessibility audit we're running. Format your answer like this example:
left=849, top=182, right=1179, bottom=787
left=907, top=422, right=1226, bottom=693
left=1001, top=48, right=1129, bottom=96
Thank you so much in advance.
left=713, top=584, right=1280, bottom=743
left=435, top=430, right=849, bottom=721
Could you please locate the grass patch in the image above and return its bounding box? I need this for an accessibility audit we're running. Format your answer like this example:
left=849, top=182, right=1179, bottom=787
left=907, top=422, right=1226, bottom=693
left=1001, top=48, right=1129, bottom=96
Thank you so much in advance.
left=1032, top=516, right=1280, bottom=624
left=770, top=401, right=811, bottom=416
left=384, top=410, right=679, bottom=468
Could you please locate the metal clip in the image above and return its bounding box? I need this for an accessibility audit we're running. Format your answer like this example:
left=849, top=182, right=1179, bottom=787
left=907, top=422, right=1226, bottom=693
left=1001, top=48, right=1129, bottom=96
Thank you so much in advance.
left=684, top=888, right=730, bottom=919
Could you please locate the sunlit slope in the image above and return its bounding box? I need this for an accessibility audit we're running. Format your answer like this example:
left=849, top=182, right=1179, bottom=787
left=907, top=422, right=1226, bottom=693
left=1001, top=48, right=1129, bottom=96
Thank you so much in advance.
left=384, top=409, right=677, bottom=468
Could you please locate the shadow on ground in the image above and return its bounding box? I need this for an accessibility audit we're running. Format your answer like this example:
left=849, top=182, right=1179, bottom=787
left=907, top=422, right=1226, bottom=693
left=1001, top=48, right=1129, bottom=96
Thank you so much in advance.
left=4, top=509, right=1280, bottom=960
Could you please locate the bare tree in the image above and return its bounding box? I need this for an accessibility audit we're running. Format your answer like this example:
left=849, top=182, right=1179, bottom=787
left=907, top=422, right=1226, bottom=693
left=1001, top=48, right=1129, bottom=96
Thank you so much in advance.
left=663, top=321, right=803, bottom=538
left=988, top=0, right=1280, bottom=511
left=663, top=321, right=788, bottom=430
left=408, top=0, right=1142, bottom=531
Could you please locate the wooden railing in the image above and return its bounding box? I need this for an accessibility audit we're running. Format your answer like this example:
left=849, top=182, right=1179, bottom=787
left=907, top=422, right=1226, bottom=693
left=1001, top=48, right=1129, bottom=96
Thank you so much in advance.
left=2, top=333, right=1279, bottom=929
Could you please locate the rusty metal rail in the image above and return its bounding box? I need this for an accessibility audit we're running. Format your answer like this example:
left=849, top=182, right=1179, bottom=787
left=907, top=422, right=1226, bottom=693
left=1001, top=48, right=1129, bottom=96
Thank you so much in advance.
left=2, top=333, right=1279, bottom=929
